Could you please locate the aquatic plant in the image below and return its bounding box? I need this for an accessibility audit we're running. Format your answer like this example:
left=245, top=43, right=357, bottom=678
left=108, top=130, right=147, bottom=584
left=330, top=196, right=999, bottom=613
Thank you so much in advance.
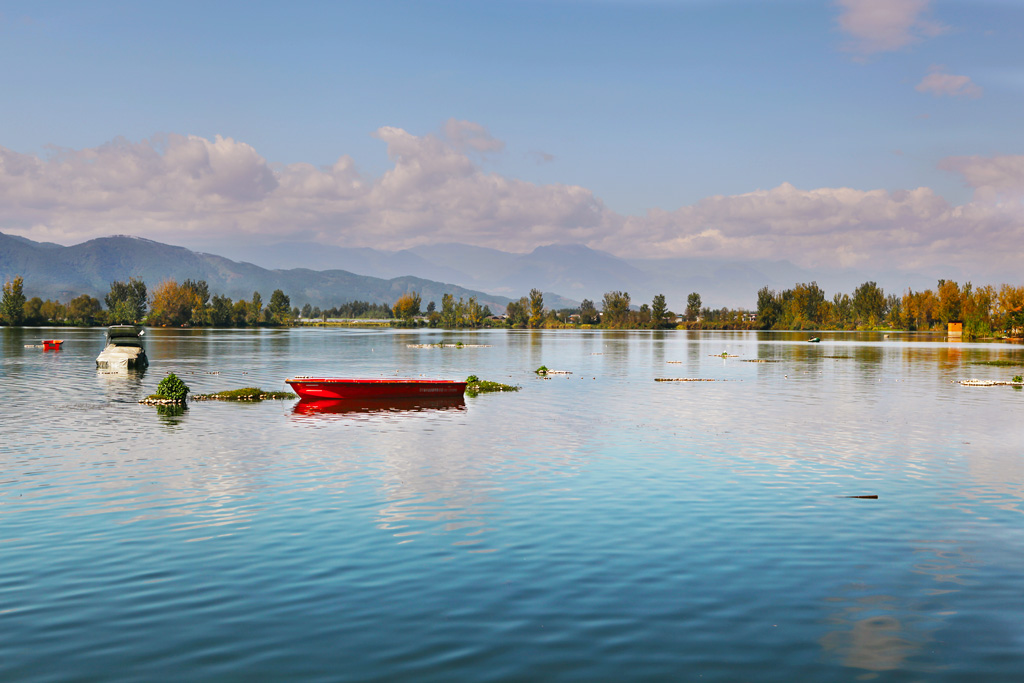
left=1013, top=375, right=1023, bottom=384
left=191, top=387, right=297, bottom=401
left=465, top=375, right=520, bottom=397
left=151, top=373, right=189, bottom=403
left=535, top=365, right=548, bottom=375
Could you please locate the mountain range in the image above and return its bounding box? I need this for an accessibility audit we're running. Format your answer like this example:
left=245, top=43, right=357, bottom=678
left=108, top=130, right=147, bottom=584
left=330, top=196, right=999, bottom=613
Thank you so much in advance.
left=217, top=240, right=942, bottom=311
left=2, top=231, right=945, bottom=314
left=0, top=232, right=530, bottom=312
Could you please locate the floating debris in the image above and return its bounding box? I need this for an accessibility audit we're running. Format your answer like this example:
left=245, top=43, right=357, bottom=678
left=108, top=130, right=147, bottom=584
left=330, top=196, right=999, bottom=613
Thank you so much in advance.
left=841, top=495, right=878, bottom=499
left=407, top=343, right=492, bottom=349
left=959, top=379, right=1024, bottom=387
left=192, top=387, right=297, bottom=401
left=741, top=359, right=780, bottom=363
left=655, top=378, right=721, bottom=382
left=711, top=352, right=738, bottom=358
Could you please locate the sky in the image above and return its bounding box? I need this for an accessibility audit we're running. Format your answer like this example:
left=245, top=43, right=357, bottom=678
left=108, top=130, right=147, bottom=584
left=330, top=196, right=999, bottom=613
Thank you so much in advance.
left=1, top=0, right=1022, bottom=281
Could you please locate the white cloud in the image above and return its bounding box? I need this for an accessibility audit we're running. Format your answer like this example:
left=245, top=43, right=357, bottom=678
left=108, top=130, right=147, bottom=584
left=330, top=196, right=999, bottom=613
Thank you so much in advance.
left=916, top=66, right=982, bottom=98
left=1, top=128, right=1022, bottom=277
left=939, top=154, right=1024, bottom=200
left=442, top=118, right=505, bottom=154
left=836, top=0, right=948, bottom=57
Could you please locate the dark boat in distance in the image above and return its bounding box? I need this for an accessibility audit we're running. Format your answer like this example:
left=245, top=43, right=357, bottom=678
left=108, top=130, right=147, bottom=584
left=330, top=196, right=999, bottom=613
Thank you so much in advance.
left=285, top=377, right=467, bottom=401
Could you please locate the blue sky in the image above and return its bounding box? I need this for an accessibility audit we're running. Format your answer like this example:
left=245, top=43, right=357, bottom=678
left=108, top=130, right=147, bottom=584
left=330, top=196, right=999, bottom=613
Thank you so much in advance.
left=1, top=0, right=1022, bottom=280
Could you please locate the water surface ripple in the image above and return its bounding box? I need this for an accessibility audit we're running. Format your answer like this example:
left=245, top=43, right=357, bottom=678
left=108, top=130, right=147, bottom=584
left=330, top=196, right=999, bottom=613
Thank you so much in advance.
left=2, top=327, right=1023, bottom=681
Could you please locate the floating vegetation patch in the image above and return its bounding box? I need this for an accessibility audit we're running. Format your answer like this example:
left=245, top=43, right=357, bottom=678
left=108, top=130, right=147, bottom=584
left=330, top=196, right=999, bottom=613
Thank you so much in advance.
left=465, top=375, right=520, bottom=397
left=141, top=373, right=190, bottom=405
left=959, top=379, right=1024, bottom=387
left=407, top=342, right=492, bottom=349
left=970, top=360, right=1022, bottom=367
left=823, top=355, right=851, bottom=359
left=741, top=359, right=780, bottom=363
left=655, top=378, right=723, bottom=382
left=711, top=353, right=738, bottom=358
left=192, top=387, right=297, bottom=401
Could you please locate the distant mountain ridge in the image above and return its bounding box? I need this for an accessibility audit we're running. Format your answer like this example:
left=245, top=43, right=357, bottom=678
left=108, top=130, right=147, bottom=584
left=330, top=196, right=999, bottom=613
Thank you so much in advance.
left=3, top=231, right=945, bottom=314
left=0, top=232, right=561, bottom=312
left=218, top=239, right=942, bottom=310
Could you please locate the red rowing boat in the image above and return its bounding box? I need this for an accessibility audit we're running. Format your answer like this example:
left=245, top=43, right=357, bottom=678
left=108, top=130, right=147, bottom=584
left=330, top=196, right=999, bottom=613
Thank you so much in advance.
left=285, top=377, right=467, bottom=401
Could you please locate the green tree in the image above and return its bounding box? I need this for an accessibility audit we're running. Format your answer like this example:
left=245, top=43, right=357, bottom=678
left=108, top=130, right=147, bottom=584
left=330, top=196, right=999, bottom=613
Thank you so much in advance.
left=268, top=289, right=292, bottom=325
left=208, top=294, right=234, bottom=327
left=852, top=281, right=885, bottom=327
left=528, top=288, right=545, bottom=328
left=686, top=292, right=702, bottom=322
left=105, top=277, right=148, bottom=323
left=579, top=299, right=599, bottom=325
left=67, top=294, right=102, bottom=326
left=1, top=276, right=27, bottom=326
left=248, top=292, right=263, bottom=326
left=466, top=296, right=483, bottom=327
left=440, top=293, right=457, bottom=328
left=650, top=294, right=668, bottom=329
left=756, top=287, right=780, bottom=329
left=23, top=296, right=44, bottom=325
left=601, top=291, right=631, bottom=327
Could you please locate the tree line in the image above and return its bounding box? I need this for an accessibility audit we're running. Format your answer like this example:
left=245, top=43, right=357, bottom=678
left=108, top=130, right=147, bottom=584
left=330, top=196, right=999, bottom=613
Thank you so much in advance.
left=0, top=276, right=297, bottom=328
left=4, top=273, right=1022, bottom=338
left=756, top=280, right=1024, bottom=338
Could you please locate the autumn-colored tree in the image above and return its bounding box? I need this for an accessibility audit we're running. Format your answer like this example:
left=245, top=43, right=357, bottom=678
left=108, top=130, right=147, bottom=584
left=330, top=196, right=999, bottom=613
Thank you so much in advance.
left=393, top=291, right=422, bottom=321
left=936, top=279, right=962, bottom=324
left=149, top=280, right=199, bottom=327
left=528, top=289, right=545, bottom=328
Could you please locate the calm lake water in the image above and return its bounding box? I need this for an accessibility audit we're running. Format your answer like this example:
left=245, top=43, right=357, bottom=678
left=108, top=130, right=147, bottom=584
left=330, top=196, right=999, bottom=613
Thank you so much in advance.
left=2, top=326, right=1023, bottom=681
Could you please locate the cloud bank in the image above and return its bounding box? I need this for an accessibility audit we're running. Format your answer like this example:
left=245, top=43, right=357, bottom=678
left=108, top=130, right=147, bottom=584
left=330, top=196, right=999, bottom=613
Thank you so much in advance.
left=1, top=124, right=1022, bottom=277
left=836, top=0, right=948, bottom=57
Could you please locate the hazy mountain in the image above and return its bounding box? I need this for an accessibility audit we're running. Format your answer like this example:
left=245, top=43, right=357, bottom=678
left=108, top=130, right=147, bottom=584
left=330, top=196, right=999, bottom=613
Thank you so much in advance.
left=3, top=231, right=946, bottom=315
left=211, top=239, right=940, bottom=310
left=0, top=232, right=532, bottom=312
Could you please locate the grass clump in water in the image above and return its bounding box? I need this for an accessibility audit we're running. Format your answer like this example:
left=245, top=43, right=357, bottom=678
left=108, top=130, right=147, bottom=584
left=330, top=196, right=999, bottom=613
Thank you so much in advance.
left=971, top=360, right=1022, bottom=367
left=191, top=387, right=297, bottom=401
left=465, top=375, right=520, bottom=398
left=142, top=373, right=190, bottom=404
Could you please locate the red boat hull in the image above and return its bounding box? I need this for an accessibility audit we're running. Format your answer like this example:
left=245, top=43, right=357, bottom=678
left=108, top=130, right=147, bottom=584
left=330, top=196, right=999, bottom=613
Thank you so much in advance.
left=286, top=377, right=467, bottom=401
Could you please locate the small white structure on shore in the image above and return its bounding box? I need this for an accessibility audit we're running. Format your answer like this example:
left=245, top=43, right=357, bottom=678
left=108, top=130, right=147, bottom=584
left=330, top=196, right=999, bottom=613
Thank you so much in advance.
left=96, top=325, right=148, bottom=369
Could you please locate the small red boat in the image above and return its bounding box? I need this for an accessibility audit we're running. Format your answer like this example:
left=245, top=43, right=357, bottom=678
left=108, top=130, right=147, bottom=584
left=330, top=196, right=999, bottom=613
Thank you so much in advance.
left=42, top=339, right=64, bottom=350
left=285, top=377, right=467, bottom=401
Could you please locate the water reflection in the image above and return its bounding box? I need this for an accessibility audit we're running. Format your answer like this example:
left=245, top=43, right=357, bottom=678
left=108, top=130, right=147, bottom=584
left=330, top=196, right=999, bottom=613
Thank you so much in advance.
left=820, top=538, right=972, bottom=674
left=820, top=593, right=924, bottom=673
left=291, top=396, right=466, bottom=418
